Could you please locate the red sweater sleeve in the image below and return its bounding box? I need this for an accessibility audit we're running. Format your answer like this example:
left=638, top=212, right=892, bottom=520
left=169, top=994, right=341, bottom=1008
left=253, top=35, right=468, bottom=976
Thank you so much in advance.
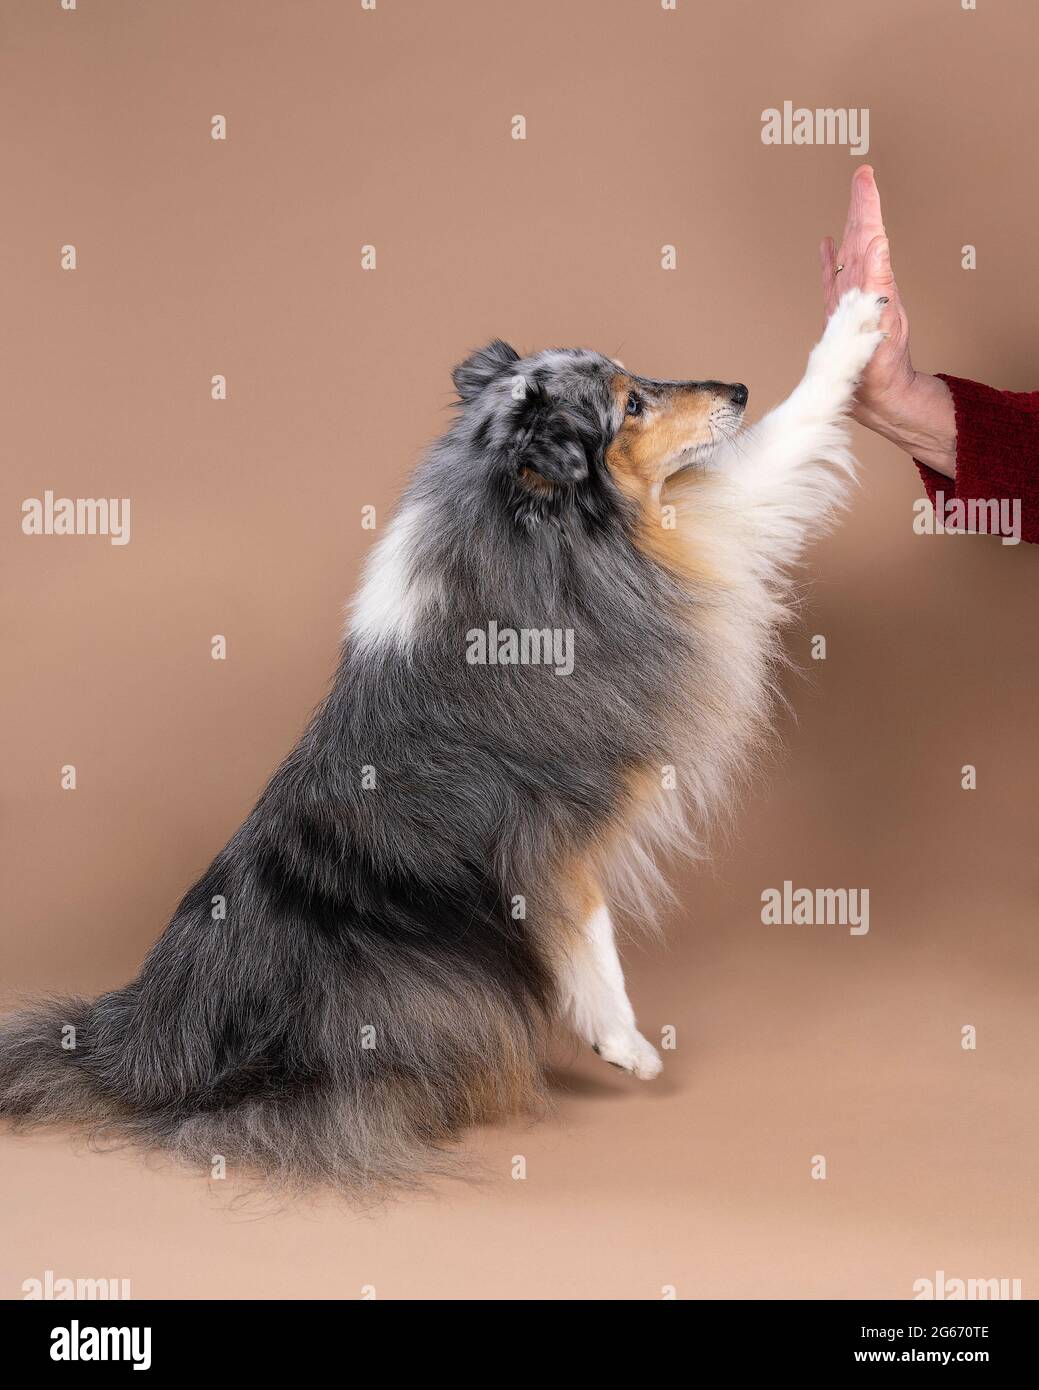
left=915, top=374, right=1039, bottom=544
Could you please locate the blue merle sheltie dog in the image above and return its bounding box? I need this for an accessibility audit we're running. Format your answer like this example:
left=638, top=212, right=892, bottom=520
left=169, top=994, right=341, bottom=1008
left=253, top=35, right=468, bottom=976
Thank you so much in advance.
left=0, top=291, right=885, bottom=1192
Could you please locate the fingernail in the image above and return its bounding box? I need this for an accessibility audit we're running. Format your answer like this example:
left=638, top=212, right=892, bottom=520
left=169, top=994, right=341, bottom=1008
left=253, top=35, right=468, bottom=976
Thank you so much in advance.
left=874, top=239, right=889, bottom=265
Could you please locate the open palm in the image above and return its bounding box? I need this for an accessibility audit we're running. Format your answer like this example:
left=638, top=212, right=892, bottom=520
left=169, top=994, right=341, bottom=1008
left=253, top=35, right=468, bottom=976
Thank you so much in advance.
left=820, top=166, right=956, bottom=476
left=820, top=165, right=914, bottom=425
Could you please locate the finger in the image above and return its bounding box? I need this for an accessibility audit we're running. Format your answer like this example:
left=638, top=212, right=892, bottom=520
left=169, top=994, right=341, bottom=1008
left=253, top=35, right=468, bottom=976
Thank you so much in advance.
left=865, top=233, right=896, bottom=294
left=840, top=164, right=885, bottom=260
left=850, top=164, right=884, bottom=226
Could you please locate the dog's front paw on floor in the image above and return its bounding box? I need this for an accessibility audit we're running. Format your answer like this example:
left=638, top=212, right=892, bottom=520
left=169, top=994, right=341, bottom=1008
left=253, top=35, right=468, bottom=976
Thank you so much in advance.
left=593, top=1032, right=663, bottom=1080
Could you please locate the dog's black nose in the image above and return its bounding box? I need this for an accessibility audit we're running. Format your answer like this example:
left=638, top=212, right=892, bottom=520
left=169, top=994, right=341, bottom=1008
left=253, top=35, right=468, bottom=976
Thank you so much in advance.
left=730, top=383, right=748, bottom=408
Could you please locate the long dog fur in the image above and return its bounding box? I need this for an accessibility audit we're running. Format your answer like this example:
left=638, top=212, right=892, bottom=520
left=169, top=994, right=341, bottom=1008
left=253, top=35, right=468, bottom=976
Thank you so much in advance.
left=0, top=290, right=885, bottom=1193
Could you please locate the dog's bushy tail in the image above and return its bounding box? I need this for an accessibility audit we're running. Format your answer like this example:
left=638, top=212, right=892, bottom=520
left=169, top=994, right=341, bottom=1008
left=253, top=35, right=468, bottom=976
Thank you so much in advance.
left=0, top=997, right=104, bottom=1128
left=0, top=969, right=548, bottom=1199
left=1, top=755, right=556, bottom=1196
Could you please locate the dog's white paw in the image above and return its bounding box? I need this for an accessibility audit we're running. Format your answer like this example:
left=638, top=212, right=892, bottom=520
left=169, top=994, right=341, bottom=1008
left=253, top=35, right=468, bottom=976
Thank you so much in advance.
left=593, top=1030, right=663, bottom=1080
left=811, top=287, right=886, bottom=387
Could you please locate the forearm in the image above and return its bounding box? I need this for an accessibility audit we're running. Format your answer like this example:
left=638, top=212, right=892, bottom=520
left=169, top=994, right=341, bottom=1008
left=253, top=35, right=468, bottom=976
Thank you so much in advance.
left=855, top=371, right=957, bottom=478
left=911, top=374, right=1039, bottom=545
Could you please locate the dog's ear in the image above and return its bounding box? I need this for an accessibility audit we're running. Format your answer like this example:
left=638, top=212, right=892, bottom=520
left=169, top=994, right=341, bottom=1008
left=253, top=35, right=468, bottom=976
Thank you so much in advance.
left=511, top=381, right=595, bottom=487
left=452, top=340, right=520, bottom=403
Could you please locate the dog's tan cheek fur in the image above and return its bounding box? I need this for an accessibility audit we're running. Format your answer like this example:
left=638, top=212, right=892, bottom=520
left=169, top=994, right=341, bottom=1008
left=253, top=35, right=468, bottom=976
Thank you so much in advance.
left=605, top=381, right=714, bottom=486
left=605, top=378, right=724, bottom=583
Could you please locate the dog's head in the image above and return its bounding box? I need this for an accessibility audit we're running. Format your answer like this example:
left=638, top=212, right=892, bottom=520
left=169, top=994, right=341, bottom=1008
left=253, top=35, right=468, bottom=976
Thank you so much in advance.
left=452, top=340, right=747, bottom=518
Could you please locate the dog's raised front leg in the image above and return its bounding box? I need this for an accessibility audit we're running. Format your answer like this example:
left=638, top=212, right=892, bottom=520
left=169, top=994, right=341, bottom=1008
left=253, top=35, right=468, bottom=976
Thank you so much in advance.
left=724, top=288, right=887, bottom=563
left=558, top=902, right=662, bottom=1080
left=748, top=288, right=886, bottom=458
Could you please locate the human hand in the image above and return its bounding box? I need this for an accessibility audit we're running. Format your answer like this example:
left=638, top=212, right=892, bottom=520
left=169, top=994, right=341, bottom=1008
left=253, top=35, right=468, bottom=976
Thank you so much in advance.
left=821, top=165, right=956, bottom=478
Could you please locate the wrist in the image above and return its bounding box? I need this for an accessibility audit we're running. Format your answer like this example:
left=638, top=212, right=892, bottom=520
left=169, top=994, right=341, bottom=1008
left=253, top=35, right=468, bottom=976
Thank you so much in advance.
left=856, top=372, right=957, bottom=479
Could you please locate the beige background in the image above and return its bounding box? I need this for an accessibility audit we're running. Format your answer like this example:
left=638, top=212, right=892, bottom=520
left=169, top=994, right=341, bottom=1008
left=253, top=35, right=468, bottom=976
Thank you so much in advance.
left=2, top=0, right=1038, bottom=1300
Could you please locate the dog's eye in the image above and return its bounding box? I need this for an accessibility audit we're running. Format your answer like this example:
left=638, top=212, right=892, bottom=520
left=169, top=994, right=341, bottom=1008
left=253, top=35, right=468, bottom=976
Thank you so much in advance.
left=625, top=391, right=643, bottom=417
